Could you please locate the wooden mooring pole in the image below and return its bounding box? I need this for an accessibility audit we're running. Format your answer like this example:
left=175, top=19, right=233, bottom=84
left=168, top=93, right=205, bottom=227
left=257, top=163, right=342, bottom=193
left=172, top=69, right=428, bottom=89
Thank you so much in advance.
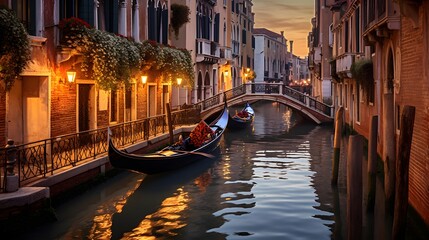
left=166, top=103, right=174, bottom=145
left=332, top=107, right=344, bottom=186
left=347, top=135, right=363, bottom=240
left=392, top=106, right=415, bottom=240
left=367, top=115, right=378, bottom=212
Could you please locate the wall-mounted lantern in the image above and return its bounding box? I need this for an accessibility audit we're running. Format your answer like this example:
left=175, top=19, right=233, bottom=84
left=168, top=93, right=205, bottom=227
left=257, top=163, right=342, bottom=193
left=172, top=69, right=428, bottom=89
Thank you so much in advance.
left=66, top=66, right=77, bottom=83
left=177, top=78, right=182, bottom=86
left=141, top=75, right=148, bottom=85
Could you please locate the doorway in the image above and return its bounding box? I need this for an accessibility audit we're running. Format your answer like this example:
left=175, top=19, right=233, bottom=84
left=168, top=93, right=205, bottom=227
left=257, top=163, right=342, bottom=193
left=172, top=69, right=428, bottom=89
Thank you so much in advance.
left=78, top=84, right=95, bottom=132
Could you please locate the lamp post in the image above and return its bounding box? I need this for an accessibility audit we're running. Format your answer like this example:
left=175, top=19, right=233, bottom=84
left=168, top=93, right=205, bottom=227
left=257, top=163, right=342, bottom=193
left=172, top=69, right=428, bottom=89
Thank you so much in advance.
left=177, top=78, right=182, bottom=108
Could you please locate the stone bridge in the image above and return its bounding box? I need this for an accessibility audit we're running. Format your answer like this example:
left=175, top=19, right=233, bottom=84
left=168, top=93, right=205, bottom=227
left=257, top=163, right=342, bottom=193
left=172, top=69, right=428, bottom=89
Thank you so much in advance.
left=197, top=83, right=334, bottom=124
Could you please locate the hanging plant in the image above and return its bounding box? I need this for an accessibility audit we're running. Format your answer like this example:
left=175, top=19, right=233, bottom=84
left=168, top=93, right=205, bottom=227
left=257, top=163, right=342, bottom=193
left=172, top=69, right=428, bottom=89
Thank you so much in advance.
left=0, top=8, right=31, bottom=91
left=171, top=4, right=190, bottom=39
left=62, top=18, right=194, bottom=90
left=351, top=59, right=374, bottom=100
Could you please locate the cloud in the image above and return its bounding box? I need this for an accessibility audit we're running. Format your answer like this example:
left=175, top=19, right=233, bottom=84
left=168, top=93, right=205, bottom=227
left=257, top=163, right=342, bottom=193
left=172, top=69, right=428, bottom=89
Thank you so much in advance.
left=252, top=0, right=314, bottom=57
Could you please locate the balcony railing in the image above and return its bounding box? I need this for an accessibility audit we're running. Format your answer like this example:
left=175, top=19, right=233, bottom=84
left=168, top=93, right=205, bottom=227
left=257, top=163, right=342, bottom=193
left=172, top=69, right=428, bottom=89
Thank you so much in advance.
left=364, top=0, right=400, bottom=34
left=0, top=107, right=200, bottom=191
left=219, top=46, right=232, bottom=60
left=196, top=39, right=219, bottom=57
left=336, top=53, right=363, bottom=78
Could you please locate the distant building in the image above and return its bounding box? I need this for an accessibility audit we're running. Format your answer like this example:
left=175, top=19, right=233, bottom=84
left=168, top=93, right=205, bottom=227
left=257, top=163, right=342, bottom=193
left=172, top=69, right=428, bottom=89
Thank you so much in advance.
left=253, top=28, right=288, bottom=83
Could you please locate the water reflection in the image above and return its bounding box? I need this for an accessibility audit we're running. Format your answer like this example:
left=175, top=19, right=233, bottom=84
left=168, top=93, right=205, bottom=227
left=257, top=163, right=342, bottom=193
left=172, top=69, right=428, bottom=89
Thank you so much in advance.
left=18, top=101, right=428, bottom=240
left=109, top=148, right=220, bottom=239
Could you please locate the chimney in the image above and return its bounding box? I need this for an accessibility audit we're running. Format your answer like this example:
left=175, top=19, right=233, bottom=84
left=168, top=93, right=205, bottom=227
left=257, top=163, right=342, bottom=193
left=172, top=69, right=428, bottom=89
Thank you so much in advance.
left=290, top=40, right=294, bottom=54
left=281, top=31, right=284, bottom=36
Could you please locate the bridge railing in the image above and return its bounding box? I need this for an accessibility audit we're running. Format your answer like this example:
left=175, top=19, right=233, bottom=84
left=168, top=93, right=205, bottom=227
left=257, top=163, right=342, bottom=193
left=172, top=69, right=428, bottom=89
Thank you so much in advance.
left=281, top=85, right=333, bottom=117
left=198, top=83, right=333, bottom=119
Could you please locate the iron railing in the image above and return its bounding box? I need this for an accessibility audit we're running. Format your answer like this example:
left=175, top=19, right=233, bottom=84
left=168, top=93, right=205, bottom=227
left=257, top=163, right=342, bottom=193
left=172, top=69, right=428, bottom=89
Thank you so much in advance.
left=0, top=107, right=200, bottom=191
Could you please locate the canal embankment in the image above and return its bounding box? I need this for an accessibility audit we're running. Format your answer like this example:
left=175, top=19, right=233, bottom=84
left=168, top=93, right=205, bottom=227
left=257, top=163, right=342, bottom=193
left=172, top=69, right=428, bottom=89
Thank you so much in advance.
left=0, top=125, right=195, bottom=234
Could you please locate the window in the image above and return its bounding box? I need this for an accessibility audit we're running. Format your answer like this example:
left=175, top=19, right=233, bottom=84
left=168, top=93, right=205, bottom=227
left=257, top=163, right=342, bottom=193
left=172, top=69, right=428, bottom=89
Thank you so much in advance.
left=12, top=0, right=36, bottom=35
left=355, top=7, right=360, bottom=52
left=61, top=0, right=95, bottom=27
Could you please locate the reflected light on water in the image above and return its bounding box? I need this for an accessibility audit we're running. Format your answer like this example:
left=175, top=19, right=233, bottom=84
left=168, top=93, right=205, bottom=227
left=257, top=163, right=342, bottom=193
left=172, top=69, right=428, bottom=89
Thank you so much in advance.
left=123, top=188, right=190, bottom=239
left=283, top=108, right=292, bottom=132
left=87, top=178, right=144, bottom=239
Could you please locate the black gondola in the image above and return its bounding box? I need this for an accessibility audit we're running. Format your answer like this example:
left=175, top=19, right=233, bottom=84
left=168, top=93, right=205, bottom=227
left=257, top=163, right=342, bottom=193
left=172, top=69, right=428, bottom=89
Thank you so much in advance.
left=227, top=102, right=255, bottom=130
left=108, top=105, right=228, bottom=174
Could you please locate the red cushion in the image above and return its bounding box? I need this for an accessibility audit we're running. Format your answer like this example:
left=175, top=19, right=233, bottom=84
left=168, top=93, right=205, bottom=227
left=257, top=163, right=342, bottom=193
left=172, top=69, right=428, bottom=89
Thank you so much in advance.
left=189, top=120, right=214, bottom=148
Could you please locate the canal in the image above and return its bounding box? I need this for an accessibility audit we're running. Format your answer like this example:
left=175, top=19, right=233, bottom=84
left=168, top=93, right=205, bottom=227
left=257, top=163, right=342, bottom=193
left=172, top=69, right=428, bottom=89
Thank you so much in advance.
left=20, top=101, right=427, bottom=239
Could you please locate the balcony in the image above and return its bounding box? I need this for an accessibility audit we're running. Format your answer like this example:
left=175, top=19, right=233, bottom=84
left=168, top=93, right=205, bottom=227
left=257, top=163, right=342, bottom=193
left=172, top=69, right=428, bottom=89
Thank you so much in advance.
left=314, top=47, right=322, bottom=64
left=195, top=39, right=220, bottom=64
left=336, top=53, right=363, bottom=78
left=363, top=0, right=400, bottom=41
left=219, top=46, right=232, bottom=61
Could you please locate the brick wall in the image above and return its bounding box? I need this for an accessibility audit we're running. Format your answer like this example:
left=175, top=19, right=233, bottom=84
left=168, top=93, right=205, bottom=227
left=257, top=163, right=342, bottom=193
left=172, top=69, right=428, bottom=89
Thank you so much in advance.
left=51, top=80, right=77, bottom=137
left=399, top=4, right=429, bottom=226
left=137, top=83, right=148, bottom=118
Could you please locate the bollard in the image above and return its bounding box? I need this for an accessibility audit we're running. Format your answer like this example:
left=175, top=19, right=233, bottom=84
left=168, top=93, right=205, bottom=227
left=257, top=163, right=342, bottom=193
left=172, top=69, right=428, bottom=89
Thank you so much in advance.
left=331, top=107, right=344, bottom=186
left=392, top=106, right=415, bottom=240
left=166, top=103, right=174, bottom=145
left=5, top=139, right=17, bottom=176
left=367, top=115, right=378, bottom=212
left=347, top=135, right=363, bottom=240
left=5, top=139, right=19, bottom=192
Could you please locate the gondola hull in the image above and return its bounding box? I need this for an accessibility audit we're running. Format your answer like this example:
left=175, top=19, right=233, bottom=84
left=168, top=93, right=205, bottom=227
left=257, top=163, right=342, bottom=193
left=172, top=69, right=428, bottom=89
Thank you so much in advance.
left=227, top=102, right=254, bottom=130
left=108, top=106, right=228, bottom=175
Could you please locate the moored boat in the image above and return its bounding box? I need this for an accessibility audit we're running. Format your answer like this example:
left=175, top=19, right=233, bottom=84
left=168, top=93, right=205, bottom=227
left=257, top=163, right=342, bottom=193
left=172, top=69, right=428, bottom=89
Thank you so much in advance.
left=227, top=102, right=254, bottom=130
left=108, top=105, right=228, bottom=174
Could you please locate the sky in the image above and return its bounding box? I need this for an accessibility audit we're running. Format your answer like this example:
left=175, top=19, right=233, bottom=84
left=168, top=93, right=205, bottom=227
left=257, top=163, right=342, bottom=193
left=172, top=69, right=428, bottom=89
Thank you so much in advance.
left=252, top=0, right=314, bottom=58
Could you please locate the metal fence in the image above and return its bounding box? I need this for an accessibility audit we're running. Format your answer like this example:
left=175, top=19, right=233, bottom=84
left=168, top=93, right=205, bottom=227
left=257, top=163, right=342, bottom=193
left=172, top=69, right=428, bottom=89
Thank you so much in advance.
left=0, top=107, right=200, bottom=192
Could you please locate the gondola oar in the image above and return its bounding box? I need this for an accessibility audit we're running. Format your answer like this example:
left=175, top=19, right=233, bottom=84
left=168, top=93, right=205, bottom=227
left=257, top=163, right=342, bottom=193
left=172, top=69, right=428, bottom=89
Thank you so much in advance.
left=171, top=150, right=215, bottom=158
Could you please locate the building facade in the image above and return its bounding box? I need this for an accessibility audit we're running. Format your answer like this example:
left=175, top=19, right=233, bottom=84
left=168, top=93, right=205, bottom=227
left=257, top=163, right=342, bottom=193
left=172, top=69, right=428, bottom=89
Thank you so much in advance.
left=253, top=28, right=288, bottom=84
left=0, top=0, right=255, bottom=147
left=326, top=0, right=429, bottom=226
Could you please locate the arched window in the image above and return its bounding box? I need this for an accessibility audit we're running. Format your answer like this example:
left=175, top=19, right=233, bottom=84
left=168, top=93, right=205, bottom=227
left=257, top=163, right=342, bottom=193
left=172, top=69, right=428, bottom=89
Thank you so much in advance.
left=161, top=3, right=168, bottom=45
left=148, top=0, right=156, bottom=41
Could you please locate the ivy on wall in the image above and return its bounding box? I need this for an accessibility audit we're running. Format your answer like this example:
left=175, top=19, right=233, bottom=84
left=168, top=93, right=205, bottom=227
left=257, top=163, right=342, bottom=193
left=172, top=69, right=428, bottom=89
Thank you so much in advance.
left=0, top=8, right=31, bottom=91
left=60, top=17, right=194, bottom=90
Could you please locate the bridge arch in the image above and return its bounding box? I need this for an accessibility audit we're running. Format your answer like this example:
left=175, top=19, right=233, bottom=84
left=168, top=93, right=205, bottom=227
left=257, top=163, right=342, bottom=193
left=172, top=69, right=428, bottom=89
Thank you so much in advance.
left=198, top=83, right=333, bottom=124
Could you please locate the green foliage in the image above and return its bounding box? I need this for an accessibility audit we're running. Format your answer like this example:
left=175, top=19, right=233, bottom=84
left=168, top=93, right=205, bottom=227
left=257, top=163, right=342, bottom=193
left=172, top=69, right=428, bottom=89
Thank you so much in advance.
left=0, top=9, right=31, bottom=91
left=62, top=19, right=194, bottom=90
left=171, top=4, right=190, bottom=39
left=351, top=59, right=374, bottom=98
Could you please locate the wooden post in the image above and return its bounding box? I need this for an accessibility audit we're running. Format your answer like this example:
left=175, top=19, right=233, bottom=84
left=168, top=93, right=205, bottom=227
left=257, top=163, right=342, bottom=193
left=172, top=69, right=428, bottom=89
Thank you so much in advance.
left=347, top=135, right=363, bottom=240
left=367, top=115, right=378, bottom=212
left=383, top=93, right=395, bottom=209
left=332, top=107, right=344, bottom=185
left=166, top=103, right=174, bottom=145
left=392, top=106, right=415, bottom=240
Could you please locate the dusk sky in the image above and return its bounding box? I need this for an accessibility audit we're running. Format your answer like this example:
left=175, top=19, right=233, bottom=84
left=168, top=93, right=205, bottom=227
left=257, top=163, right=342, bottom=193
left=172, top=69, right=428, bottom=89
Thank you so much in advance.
left=252, top=0, right=314, bottom=58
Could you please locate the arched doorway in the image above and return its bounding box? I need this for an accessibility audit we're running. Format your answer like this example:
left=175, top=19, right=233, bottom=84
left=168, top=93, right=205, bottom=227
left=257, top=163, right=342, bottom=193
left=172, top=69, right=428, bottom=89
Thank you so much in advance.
left=197, top=72, right=203, bottom=101
left=204, top=72, right=210, bottom=99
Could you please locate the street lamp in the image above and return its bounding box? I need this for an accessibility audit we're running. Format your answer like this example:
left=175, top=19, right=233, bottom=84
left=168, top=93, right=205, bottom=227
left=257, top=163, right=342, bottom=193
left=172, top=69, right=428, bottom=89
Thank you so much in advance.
left=66, top=66, right=77, bottom=83
left=141, top=75, right=148, bottom=85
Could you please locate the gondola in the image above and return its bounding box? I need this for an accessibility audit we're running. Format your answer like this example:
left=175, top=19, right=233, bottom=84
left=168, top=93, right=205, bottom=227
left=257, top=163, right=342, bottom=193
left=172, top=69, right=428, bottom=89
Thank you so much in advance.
left=227, top=102, right=255, bottom=130
left=108, top=104, right=228, bottom=175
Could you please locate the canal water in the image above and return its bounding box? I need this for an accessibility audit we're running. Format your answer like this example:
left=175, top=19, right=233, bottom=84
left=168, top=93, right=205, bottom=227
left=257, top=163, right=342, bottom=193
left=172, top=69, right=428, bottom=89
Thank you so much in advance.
left=19, top=101, right=427, bottom=239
